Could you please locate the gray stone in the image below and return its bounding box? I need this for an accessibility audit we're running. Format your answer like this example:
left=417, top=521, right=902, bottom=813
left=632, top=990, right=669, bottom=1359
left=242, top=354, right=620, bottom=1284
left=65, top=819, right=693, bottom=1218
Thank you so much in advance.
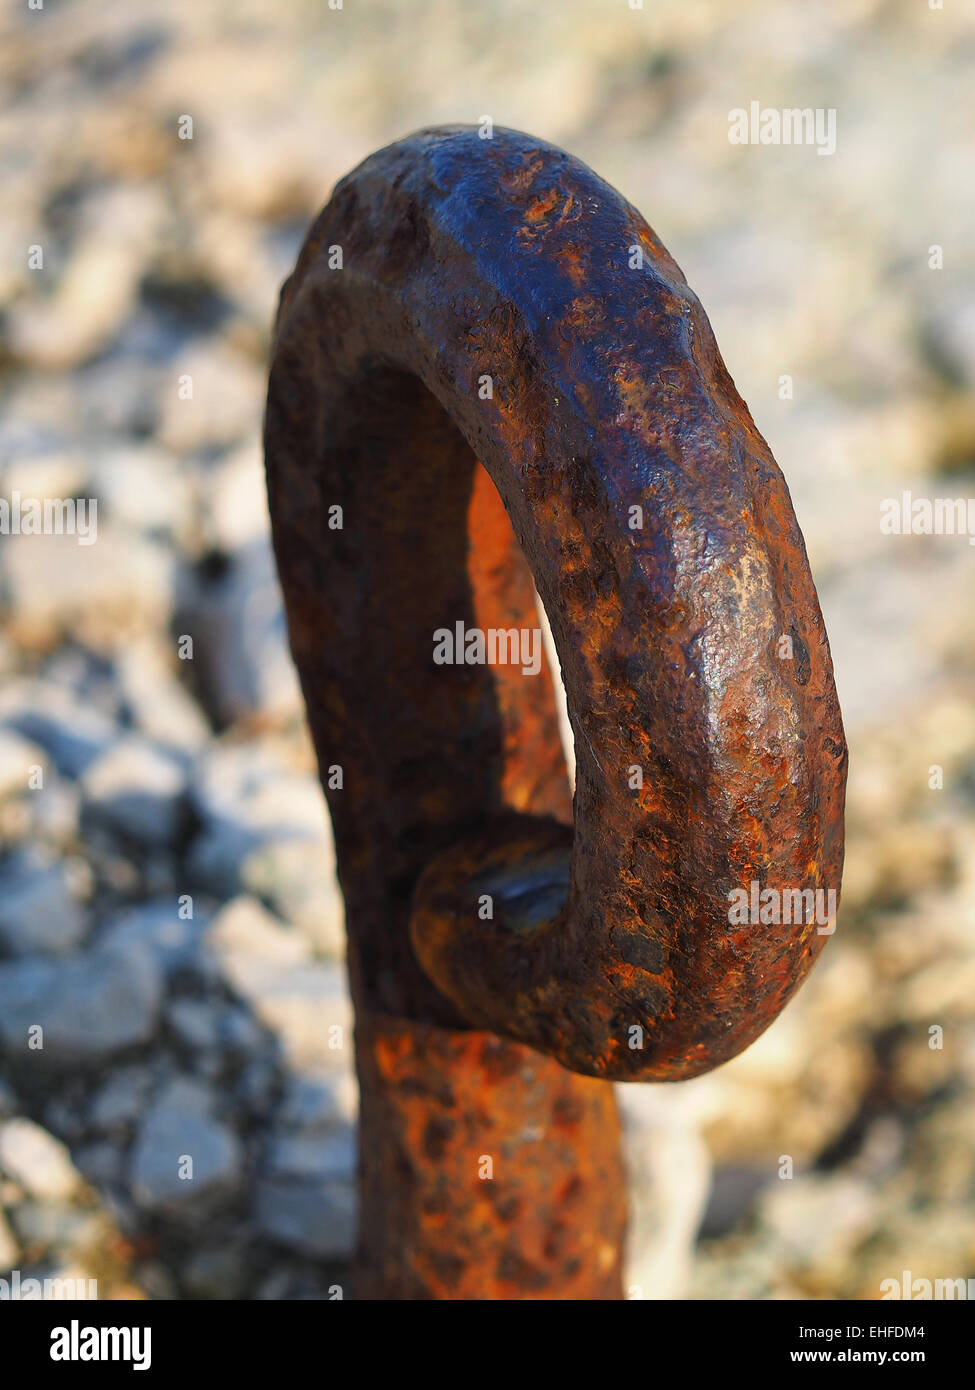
left=137, top=1262, right=179, bottom=1301
left=266, top=1128, right=355, bottom=1183
left=89, top=1066, right=154, bottom=1132
left=130, top=1076, right=243, bottom=1217
left=100, top=899, right=211, bottom=980
left=254, top=1267, right=294, bottom=1301
left=236, top=1059, right=279, bottom=1113
left=278, top=1072, right=356, bottom=1132
left=187, top=745, right=341, bottom=948
left=75, top=358, right=162, bottom=440
left=698, top=1166, right=770, bottom=1241
left=73, top=1141, right=125, bottom=1188
left=181, top=1242, right=250, bottom=1300
left=254, top=1177, right=355, bottom=1258
left=219, top=1005, right=267, bottom=1058
left=0, top=939, right=163, bottom=1067
left=187, top=822, right=263, bottom=899
left=39, top=644, right=121, bottom=717
left=0, top=1118, right=81, bottom=1201
left=0, top=848, right=86, bottom=956
left=166, top=999, right=221, bottom=1054
left=927, top=294, right=975, bottom=387
left=193, top=1052, right=225, bottom=1082
left=181, top=536, right=301, bottom=725
left=0, top=682, right=117, bottom=779
left=81, top=737, right=186, bottom=845
left=43, top=1096, right=89, bottom=1144
left=187, top=743, right=332, bottom=899
left=204, top=896, right=352, bottom=1070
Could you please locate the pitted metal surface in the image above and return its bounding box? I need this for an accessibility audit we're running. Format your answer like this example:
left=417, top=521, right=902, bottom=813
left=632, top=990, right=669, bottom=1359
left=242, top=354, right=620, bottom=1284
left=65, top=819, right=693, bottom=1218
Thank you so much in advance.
left=265, top=125, right=847, bottom=1298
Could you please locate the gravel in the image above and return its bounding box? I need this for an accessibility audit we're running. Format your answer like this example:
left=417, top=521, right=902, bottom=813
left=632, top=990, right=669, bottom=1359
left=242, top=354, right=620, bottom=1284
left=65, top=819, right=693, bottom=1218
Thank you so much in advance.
left=0, top=0, right=970, bottom=1303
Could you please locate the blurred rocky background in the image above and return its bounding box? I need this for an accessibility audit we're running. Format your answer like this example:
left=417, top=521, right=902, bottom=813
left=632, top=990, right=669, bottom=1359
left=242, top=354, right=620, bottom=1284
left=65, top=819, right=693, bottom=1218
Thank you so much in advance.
left=0, top=0, right=973, bottom=1299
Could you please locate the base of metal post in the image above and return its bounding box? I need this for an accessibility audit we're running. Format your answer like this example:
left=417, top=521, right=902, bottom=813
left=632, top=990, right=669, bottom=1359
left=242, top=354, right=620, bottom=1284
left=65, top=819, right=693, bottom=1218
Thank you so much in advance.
left=355, top=1013, right=626, bottom=1300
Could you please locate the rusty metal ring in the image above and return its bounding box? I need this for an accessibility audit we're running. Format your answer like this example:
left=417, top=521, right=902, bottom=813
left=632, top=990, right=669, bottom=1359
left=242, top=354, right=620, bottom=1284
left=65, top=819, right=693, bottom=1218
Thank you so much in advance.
left=265, top=125, right=847, bottom=1087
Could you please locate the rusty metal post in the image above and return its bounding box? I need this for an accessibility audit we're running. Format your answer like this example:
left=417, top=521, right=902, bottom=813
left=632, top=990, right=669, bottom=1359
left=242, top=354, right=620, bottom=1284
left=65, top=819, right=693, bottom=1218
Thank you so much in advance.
left=264, top=126, right=847, bottom=1300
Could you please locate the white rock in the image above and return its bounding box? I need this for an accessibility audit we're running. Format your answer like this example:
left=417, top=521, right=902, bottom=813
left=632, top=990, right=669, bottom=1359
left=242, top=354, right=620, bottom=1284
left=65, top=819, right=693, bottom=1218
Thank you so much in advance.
left=0, top=451, right=89, bottom=505
left=5, top=238, right=142, bottom=369
left=0, top=1206, right=19, bottom=1270
left=760, top=1175, right=878, bottom=1262
left=0, top=530, right=174, bottom=642
left=88, top=443, right=192, bottom=539
left=203, top=442, right=271, bottom=551
left=0, top=728, right=45, bottom=798
left=0, top=1118, right=81, bottom=1201
left=4, top=185, right=165, bottom=370
left=157, top=342, right=264, bottom=455
left=206, top=895, right=310, bottom=973
left=617, top=1084, right=713, bottom=1300
left=115, top=641, right=210, bottom=754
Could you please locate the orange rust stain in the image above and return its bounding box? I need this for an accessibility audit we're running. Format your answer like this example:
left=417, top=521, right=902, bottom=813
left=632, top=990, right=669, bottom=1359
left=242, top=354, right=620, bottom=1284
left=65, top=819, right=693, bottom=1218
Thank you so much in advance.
left=517, top=191, right=580, bottom=246
left=525, top=186, right=562, bottom=224
left=557, top=245, right=590, bottom=287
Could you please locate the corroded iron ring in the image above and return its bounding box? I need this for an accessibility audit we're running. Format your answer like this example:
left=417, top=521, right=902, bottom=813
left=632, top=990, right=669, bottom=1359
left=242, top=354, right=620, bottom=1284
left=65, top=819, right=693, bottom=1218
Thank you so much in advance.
left=265, top=125, right=847, bottom=1086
